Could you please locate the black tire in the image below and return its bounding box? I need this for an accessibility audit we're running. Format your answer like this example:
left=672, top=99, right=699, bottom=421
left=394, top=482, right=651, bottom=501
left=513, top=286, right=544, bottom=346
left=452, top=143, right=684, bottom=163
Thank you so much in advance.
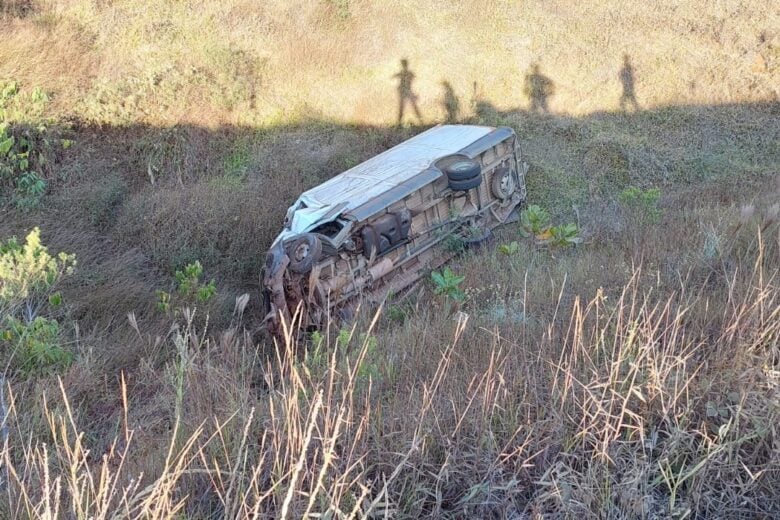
left=287, top=233, right=322, bottom=273
left=445, top=159, right=481, bottom=181
left=449, top=175, right=482, bottom=191
left=463, top=228, right=494, bottom=250
left=491, top=167, right=516, bottom=200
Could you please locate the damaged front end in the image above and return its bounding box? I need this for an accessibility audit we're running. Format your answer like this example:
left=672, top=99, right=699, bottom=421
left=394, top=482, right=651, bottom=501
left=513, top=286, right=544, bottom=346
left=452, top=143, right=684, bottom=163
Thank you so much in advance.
left=261, top=218, right=400, bottom=339
left=262, top=223, right=344, bottom=337
left=261, top=240, right=291, bottom=337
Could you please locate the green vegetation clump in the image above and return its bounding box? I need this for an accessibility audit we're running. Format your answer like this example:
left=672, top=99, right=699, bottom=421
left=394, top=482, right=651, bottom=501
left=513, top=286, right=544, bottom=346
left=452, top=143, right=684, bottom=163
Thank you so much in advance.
left=0, top=227, right=75, bottom=312
left=497, top=241, right=520, bottom=255
left=0, top=124, right=47, bottom=208
left=545, top=223, right=583, bottom=247
left=0, top=81, right=70, bottom=208
left=156, top=260, right=217, bottom=314
left=519, top=204, right=550, bottom=237
left=1, top=315, right=71, bottom=375
left=431, top=267, right=465, bottom=302
left=519, top=204, right=582, bottom=247
left=0, top=227, right=75, bottom=374
left=618, top=185, right=662, bottom=224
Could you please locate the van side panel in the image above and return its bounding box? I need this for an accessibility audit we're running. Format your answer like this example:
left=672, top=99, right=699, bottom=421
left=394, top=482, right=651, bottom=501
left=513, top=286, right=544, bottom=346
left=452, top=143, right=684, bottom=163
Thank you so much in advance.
left=313, top=131, right=523, bottom=310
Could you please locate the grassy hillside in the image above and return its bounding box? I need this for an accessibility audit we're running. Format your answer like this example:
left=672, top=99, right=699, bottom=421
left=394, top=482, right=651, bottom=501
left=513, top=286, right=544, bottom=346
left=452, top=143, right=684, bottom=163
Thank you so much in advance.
left=1, top=1, right=779, bottom=518
left=2, top=0, right=779, bottom=125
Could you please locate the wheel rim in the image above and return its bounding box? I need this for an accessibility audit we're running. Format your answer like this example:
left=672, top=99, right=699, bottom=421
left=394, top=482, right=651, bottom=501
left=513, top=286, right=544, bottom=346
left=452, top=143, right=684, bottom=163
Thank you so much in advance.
left=294, top=243, right=310, bottom=261
left=499, top=172, right=514, bottom=197
left=451, top=161, right=472, bottom=172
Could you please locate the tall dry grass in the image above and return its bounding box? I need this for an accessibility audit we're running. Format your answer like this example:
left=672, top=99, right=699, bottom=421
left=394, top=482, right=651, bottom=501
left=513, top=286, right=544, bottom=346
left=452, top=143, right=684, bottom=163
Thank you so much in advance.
left=2, top=229, right=778, bottom=517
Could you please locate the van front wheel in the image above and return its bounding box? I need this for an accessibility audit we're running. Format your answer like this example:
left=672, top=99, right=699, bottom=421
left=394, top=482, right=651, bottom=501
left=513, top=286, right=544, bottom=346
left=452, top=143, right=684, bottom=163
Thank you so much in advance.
left=287, top=233, right=323, bottom=273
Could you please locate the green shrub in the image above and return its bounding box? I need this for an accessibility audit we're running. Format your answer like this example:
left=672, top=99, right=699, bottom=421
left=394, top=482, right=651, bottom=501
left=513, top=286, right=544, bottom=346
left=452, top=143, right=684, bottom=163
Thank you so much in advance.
left=543, top=223, right=583, bottom=248
left=0, top=228, right=75, bottom=375
left=156, top=290, right=172, bottom=314
left=157, top=260, right=217, bottom=314
left=519, top=205, right=551, bottom=238
left=0, top=227, right=76, bottom=316
left=1, top=316, right=72, bottom=375
left=1, top=125, right=48, bottom=207
left=386, top=304, right=407, bottom=323
left=442, top=230, right=466, bottom=254
left=0, top=81, right=60, bottom=207
left=497, top=241, right=520, bottom=255
left=431, top=267, right=466, bottom=302
left=175, top=261, right=217, bottom=302
left=618, top=186, right=662, bottom=225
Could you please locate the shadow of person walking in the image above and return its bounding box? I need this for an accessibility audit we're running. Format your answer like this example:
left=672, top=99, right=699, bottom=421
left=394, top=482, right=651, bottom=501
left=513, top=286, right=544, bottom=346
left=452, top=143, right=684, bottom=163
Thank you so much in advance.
left=523, top=63, right=555, bottom=114
left=441, top=81, right=460, bottom=123
left=619, top=54, right=640, bottom=112
left=394, top=59, right=423, bottom=126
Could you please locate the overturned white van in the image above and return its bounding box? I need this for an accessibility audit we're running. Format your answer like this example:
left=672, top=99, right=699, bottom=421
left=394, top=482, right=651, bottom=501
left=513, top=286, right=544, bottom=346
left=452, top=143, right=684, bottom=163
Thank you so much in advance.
left=262, top=124, right=527, bottom=334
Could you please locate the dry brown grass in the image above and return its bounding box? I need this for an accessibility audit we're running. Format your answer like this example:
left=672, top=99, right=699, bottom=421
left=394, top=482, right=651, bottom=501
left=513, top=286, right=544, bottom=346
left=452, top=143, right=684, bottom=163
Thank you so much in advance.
left=1, top=0, right=778, bottom=126
left=2, top=228, right=778, bottom=517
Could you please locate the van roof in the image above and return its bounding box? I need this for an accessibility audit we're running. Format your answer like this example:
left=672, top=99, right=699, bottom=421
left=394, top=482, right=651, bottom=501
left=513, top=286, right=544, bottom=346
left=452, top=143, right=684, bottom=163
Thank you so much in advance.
left=282, top=124, right=515, bottom=238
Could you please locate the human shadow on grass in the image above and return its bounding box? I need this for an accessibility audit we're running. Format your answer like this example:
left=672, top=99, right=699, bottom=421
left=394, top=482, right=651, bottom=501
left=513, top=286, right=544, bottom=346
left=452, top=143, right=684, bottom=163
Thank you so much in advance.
left=619, top=54, right=640, bottom=112
left=393, top=58, right=423, bottom=126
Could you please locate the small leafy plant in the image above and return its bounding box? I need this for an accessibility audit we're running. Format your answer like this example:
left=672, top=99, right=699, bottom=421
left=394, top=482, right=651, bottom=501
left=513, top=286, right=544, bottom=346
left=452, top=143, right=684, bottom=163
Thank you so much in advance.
left=156, top=290, right=172, bottom=313
left=156, top=261, right=217, bottom=314
left=387, top=304, right=407, bottom=323
left=1, top=125, right=49, bottom=207
left=497, top=241, right=520, bottom=255
left=442, top=232, right=466, bottom=254
left=0, top=82, right=63, bottom=208
left=175, top=261, right=217, bottom=302
left=337, top=328, right=352, bottom=350
left=543, top=223, right=583, bottom=247
left=517, top=204, right=582, bottom=249
left=431, top=267, right=466, bottom=302
left=519, top=205, right=550, bottom=238
left=0, top=227, right=76, bottom=318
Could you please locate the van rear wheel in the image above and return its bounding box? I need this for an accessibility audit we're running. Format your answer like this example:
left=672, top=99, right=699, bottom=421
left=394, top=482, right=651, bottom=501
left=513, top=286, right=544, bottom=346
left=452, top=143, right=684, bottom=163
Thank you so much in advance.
left=445, top=159, right=481, bottom=181
left=449, top=175, right=482, bottom=191
left=491, top=167, right=516, bottom=200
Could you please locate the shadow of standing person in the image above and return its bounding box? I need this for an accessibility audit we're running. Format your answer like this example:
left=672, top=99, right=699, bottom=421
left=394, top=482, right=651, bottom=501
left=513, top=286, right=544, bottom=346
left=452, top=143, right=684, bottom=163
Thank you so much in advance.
left=441, top=81, right=460, bottom=123
left=394, top=59, right=423, bottom=125
left=619, top=54, right=640, bottom=112
left=523, top=63, right=555, bottom=114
